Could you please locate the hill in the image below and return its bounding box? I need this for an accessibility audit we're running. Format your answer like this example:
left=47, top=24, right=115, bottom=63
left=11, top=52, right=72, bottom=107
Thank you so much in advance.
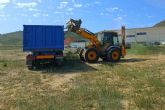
left=64, top=31, right=84, bottom=40
left=154, top=20, right=165, bottom=27
left=0, top=31, right=22, bottom=46
left=0, top=31, right=85, bottom=47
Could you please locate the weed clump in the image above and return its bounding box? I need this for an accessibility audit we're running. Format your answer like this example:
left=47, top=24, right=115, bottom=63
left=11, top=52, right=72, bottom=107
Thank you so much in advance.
left=3, top=63, right=7, bottom=67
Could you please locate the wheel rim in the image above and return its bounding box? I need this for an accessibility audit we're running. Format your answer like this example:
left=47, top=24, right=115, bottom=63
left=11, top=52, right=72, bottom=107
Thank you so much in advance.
left=87, top=51, right=97, bottom=61
left=112, top=51, right=119, bottom=60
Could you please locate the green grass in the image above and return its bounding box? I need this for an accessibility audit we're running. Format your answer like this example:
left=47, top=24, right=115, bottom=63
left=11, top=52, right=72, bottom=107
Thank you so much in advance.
left=127, top=43, right=165, bottom=55
left=0, top=45, right=22, bottom=50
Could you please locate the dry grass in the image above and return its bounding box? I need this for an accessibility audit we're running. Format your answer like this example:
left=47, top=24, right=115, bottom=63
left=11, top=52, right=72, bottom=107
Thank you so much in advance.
left=0, top=47, right=165, bottom=110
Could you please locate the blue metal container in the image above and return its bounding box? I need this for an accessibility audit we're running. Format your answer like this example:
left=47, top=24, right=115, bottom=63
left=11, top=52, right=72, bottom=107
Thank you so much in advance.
left=23, top=25, right=64, bottom=52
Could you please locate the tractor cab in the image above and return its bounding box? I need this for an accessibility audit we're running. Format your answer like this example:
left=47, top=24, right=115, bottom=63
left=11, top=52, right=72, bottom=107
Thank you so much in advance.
left=97, top=31, right=120, bottom=48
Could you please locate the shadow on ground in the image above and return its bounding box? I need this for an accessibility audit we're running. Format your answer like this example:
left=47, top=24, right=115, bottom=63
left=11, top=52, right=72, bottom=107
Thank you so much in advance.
left=35, top=59, right=98, bottom=74
left=96, top=58, right=150, bottom=65
left=33, top=58, right=150, bottom=74
left=120, top=58, right=150, bottom=63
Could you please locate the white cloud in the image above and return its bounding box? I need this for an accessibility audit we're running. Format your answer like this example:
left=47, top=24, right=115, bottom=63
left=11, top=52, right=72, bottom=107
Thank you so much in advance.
left=107, top=7, right=120, bottom=13
left=15, top=2, right=37, bottom=8
left=18, top=13, right=28, bottom=17
left=33, top=12, right=40, bottom=17
left=74, top=4, right=82, bottom=8
left=65, top=12, right=74, bottom=15
left=54, top=11, right=64, bottom=14
left=71, top=0, right=75, bottom=2
left=0, top=13, right=10, bottom=21
left=28, top=8, right=39, bottom=11
left=42, top=14, right=48, bottom=17
left=94, top=1, right=101, bottom=4
left=58, top=1, right=68, bottom=9
left=114, top=16, right=126, bottom=25
left=100, top=12, right=104, bottom=16
left=114, top=16, right=123, bottom=22
left=146, top=14, right=154, bottom=18
left=0, top=0, right=10, bottom=10
left=35, top=0, right=42, bottom=3
left=71, top=0, right=82, bottom=8
left=12, top=0, right=41, bottom=3
left=66, top=8, right=74, bottom=11
left=57, top=0, right=82, bottom=14
left=0, top=14, right=9, bottom=17
left=0, top=0, right=10, bottom=4
left=111, top=7, right=119, bottom=11
left=0, top=5, right=6, bottom=9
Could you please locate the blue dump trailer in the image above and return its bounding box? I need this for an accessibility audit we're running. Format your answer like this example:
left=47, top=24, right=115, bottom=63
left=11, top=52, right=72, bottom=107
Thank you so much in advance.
left=23, top=25, right=64, bottom=69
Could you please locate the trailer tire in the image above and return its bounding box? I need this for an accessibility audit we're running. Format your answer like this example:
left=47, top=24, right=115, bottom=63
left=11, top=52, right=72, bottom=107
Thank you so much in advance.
left=28, top=66, right=33, bottom=70
left=29, top=61, right=39, bottom=70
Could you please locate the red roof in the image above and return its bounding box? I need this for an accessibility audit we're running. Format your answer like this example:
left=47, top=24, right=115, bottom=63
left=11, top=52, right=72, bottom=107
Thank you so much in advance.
left=64, top=37, right=75, bottom=45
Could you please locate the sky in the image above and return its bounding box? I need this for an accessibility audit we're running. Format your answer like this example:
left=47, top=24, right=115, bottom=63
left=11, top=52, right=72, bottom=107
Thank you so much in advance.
left=0, top=0, right=165, bottom=34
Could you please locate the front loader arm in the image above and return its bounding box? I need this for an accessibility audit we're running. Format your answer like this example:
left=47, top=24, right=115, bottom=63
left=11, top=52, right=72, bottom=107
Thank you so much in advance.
left=75, top=28, right=100, bottom=49
left=66, top=19, right=101, bottom=50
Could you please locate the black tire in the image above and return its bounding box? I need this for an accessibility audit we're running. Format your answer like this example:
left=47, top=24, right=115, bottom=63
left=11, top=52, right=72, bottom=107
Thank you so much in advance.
left=107, top=49, right=121, bottom=62
left=80, top=55, right=86, bottom=62
left=27, top=60, right=35, bottom=70
left=85, top=48, right=99, bottom=63
left=27, top=66, right=34, bottom=70
left=32, top=60, right=40, bottom=70
left=79, top=49, right=86, bottom=62
left=56, top=61, right=63, bottom=67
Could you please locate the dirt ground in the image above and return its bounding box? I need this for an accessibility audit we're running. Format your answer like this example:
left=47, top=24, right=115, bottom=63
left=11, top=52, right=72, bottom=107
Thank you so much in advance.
left=0, top=54, right=163, bottom=87
left=0, top=49, right=165, bottom=109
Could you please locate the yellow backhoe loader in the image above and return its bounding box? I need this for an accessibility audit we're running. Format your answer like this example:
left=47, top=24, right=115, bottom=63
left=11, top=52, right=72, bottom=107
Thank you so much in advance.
left=66, top=19, right=126, bottom=63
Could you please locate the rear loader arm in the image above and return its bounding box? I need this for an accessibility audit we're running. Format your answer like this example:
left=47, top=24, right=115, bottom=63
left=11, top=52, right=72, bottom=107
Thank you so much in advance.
left=121, top=26, right=126, bottom=57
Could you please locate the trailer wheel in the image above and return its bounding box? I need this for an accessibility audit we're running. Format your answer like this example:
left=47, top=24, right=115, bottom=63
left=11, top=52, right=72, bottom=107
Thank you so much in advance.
left=85, top=48, right=99, bottom=63
left=56, top=61, right=63, bottom=67
left=28, top=61, right=39, bottom=70
left=27, top=66, right=33, bottom=70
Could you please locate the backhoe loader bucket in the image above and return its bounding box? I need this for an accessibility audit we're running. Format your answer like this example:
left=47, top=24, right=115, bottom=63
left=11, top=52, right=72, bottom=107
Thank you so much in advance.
left=66, top=19, right=82, bottom=32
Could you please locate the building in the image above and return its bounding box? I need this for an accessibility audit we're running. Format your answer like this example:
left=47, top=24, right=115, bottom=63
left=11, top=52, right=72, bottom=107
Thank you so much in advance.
left=101, top=20, right=165, bottom=45
left=70, top=40, right=88, bottom=48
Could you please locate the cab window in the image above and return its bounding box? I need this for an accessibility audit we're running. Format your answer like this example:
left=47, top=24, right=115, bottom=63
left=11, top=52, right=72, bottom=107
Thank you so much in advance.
left=113, top=36, right=119, bottom=45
